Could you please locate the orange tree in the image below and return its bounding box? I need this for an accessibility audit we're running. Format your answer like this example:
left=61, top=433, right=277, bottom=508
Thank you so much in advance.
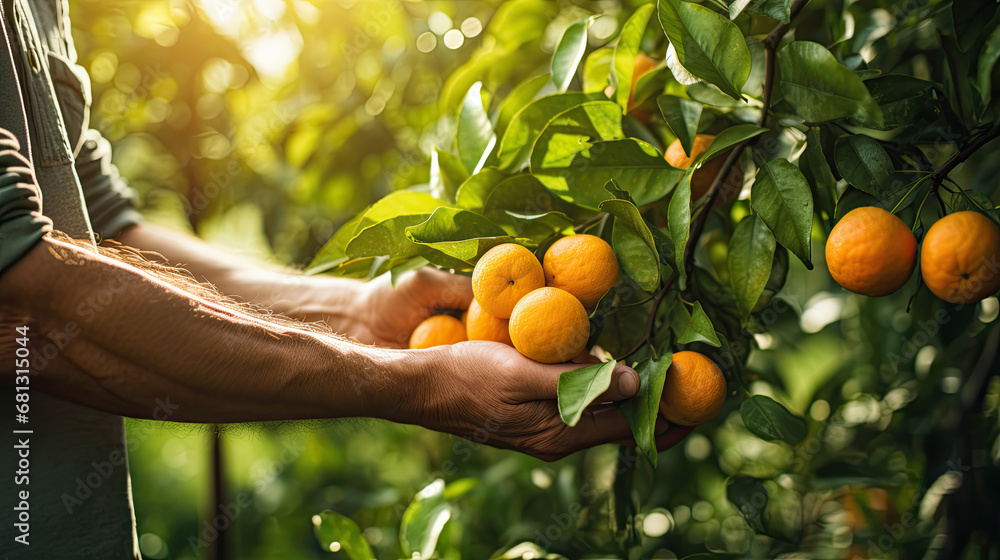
left=306, top=0, right=1000, bottom=558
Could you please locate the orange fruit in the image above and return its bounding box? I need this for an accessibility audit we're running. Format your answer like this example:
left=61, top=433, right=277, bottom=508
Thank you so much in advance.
left=465, top=299, right=513, bottom=346
left=658, top=351, right=726, bottom=426
left=472, top=244, right=545, bottom=319
left=825, top=206, right=917, bottom=297
left=920, top=211, right=1000, bottom=303
left=408, top=315, right=468, bottom=349
left=665, top=134, right=743, bottom=207
left=604, top=53, right=659, bottom=122
left=542, top=234, right=620, bottom=309
left=509, top=287, right=590, bottom=364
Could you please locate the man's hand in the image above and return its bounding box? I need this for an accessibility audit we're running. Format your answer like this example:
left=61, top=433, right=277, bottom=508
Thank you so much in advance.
left=401, top=341, right=692, bottom=462
left=352, top=268, right=473, bottom=347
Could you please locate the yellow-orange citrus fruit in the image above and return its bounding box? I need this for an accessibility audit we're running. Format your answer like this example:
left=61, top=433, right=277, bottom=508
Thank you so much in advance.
left=542, top=234, right=620, bottom=309
left=658, top=351, right=726, bottom=426
left=509, top=287, right=590, bottom=364
left=920, top=211, right=1000, bottom=303
left=408, top=315, right=468, bottom=349
left=465, top=299, right=513, bottom=346
left=604, top=53, right=659, bottom=121
left=472, top=244, right=545, bottom=319
left=825, top=206, right=917, bottom=297
left=665, top=134, right=743, bottom=207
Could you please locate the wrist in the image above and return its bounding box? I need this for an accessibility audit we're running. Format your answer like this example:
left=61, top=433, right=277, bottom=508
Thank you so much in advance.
left=353, top=344, right=450, bottom=425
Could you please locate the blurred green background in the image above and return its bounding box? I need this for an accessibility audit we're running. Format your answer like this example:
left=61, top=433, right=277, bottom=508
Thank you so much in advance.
left=68, top=0, right=1000, bottom=558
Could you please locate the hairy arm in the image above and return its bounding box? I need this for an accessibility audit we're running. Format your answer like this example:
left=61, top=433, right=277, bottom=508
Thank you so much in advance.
left=1, top=236, right=661, bottom=460
left=113, top=222, right=469, bottom=347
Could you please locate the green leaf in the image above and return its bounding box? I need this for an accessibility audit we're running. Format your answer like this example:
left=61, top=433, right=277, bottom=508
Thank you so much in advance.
left=739, top=395, right=807, bottom=444
left=726, top=477, right=770, bottom=534
left=458, top=82, right=497, bottom=174
left=401, top=479, right=454, bottom=559
left=668, top=174, right=693, bottom=290
left=750, top=158, right=814, bottom=267
left=558, top=360, right=617, bottom=426
left=312, top=511, right=375, bottom=559
left=604, top=178, right=635, bottom=203
left=727, top=0, right=754, bottom=20
left=745, top=0, right=791, bottom=23
left=613, top=4, right=657, bottom=110
left=953, top=0, right=1000, bottom=52
left=800, top=129, right=838, bottom=223
left=308, top=211, right=368, bottom=273
left=977, top=25, right=1000, bottom=106
left=347, top=214, right=432, bottom=261
left=854, top=75, right=934, bottom=130
left=430, top=148, right=469, bottom=203
left=727, top=214, right=775, bottom=323
left=529, top=101, right=625, bottom=170
left=551, top=17, right=593, bottom=93
left=583, top=47, right=615, bottom=93
left=696, top=124, right=767, bottom=164
left=612, top=218, right=660, bottom=292
left=835, top=135, right=893, bottom=197
left=657, top=0, right=752, bottom=100
left=405, top=207, right=525, bottom=262
left=616, top=353, right=672, bottom=466
left=657, top=95, right=703, bottom=157
left=456, top=171, right=587, bottom=228
left=777, top=41, right=882, bottom=124
left=677, top=301, right=721, bottom=347
left=495, top=73, right=551, bottom=137
left=497, top=92, right=601, bottom=170
left=533, top=138, right=684, bottom=209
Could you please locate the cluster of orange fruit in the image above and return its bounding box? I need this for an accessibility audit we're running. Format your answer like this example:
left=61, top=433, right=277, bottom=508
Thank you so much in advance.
left=826, top=207, right=1000, bottom=303
left=409, top=234, right=619, bottom=363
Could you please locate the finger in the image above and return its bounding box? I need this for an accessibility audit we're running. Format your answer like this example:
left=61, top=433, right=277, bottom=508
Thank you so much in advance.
left=519, top=362, right=639, bottom=402
left=610, top=415, right=670, bottom=447
left=418, top=268, right=474, bottom=310
left=655, top=424, right=695, bottom=451
left=561, top=406, right=635, bottom=451
left=570, top=351, right=601, bottom=364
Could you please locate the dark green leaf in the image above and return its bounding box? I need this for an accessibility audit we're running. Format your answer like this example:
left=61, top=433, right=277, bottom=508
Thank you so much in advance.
left=458, top=82, right=497, bottom=174
left=612, top=218, right=660, bottom=292
left=746, top=0, right=791, bottom=23
left=668, top=174, right=693, bottom=290
left=740, top=395, right=807, bottom=444
left=616, top=353, right=672, bottom=466
left=977, top=26, right=1000, bottom=105
left=312, top=511, right=375, bottom=559
left=727, top=214, right=776, bottom=323
left=726, top=477, right=770, bottom=534
left=551, top=18, right=594, bottom=93
left=613, top=4, right=656, bottom=110
left=558, top=360, right=617, bottom=426
left=854, top=75, right=934, bottom=130
left=800, top=129, right=838, bottom=224
left=677, top=301, right=721, bottom=347
left=953, top=0, right=1000, bottom=52
left=750, top=158, right=814, bottom=267
left=777, top=41, right=882, bottom=125
left=835, top=135, right=893, bottom=197
left=658, top=0, right=752, bottom=100
left=657, top=95, right=703, bottom=157
left=401, top=479, right=455, bottom=559
left=604, top=178, right=635, bottom=203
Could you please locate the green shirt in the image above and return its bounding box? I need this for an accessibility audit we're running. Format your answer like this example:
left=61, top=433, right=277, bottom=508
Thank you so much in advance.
left=1, top=0, right=143, bottom=558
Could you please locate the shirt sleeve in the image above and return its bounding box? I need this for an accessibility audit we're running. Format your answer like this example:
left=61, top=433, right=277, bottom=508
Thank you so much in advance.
left=0, top=128, right=52, bottom=274
left=75, top=128, right=143, bottom=240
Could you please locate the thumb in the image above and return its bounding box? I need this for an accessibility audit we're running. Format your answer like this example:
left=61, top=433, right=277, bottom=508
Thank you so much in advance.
left=599, top=364, right=640, bottom=402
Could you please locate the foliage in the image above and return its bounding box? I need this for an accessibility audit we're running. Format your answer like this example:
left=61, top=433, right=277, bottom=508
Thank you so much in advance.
left=73, top=0, right=1000, bottom=558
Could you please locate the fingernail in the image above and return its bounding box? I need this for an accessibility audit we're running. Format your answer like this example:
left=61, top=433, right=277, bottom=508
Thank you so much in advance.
left=617, top=368, right=639, bottom=397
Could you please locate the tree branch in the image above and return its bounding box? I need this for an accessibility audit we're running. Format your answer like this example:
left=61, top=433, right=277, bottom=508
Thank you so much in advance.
left=682, top=0, right=810, bottom=278
left=929, top=124, right=1000, bottom=188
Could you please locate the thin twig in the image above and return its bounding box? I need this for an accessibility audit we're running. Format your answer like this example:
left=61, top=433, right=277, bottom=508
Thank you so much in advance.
left=928, top=124, right=1000, bottom=188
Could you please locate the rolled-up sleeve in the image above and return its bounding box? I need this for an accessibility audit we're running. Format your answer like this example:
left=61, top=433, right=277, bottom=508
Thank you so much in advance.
left=0, top=128, right=52, bottom=273
left=75, top=129, right=142, bottom=240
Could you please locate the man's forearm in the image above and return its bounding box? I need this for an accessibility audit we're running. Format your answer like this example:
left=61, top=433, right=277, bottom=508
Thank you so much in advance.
left=0, top=236, right=428, bottom=423
left=114, top=223, right=365, bottom=330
